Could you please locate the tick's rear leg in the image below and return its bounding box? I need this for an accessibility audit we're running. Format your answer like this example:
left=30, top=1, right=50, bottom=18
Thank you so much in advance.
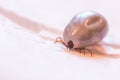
left=74, top=48, right=93, bottom=56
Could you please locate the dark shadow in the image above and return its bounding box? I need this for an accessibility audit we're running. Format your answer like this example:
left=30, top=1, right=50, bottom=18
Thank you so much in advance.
left=101, top=42, right=120, bottom=49
left=0, top=7, right=62, bottom=41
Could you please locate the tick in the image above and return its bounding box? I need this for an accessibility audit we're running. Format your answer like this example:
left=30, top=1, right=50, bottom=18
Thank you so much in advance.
left=55, top=11, right=108, bottom=56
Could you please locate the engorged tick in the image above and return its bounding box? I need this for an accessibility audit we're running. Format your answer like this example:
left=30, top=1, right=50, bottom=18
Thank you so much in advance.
left=55, top=11, right=109, bottom=56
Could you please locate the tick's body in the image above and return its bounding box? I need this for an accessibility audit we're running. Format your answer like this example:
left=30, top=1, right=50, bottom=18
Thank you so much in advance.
left=63, top=11, right=108, bottom=49
left=55, top=11, right=108, bottom=55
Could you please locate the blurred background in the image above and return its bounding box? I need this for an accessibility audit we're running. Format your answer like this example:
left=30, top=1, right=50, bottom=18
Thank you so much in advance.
left=0, top=0, right=120, bottom=80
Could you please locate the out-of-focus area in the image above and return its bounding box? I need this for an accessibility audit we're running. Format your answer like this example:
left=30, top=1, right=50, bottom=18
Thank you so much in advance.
left=0, top=0, right=120, bottom=80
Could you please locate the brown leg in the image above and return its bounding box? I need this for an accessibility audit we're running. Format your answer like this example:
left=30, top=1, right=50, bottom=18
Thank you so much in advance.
left=54, top=37, right=67, bottom=48
left=74, top=48, right=93, bottom=56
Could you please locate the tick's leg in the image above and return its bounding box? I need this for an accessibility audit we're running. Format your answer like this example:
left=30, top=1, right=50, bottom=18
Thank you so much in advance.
left=74, top=48, right=82, bottom=53
left=74, top=48, right=93, bottom=56
left=54, top=37, right=62, bottom=43
left=84, top=48, right=92, bottom=56
left=55, top=37, right=67, bottom=48
left=82, top=49, right=86, bottom=55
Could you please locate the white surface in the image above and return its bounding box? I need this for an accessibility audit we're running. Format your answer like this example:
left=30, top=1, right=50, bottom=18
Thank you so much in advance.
left=0, top=0, right=120, bottom=80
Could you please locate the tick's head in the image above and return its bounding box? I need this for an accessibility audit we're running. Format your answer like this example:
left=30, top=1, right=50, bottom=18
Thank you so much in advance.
left=67, top=40, right=74, bottom=49
left=55, top=37, right=74, bottom=49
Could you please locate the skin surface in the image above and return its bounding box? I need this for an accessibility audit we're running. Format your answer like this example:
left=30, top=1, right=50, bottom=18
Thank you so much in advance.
left=63, top=11, right=108, bottom=49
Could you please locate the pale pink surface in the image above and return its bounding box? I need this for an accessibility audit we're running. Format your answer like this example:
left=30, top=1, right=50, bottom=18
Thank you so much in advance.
left=0, top=0, right=120, bottom=80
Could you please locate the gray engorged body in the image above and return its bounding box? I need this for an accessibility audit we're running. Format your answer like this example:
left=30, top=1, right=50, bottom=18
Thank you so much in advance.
left=63, top=11, right=108, bottom=49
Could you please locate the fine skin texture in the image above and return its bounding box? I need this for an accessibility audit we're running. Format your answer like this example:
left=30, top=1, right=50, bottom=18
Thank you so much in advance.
left=63, top=11, right=108, bottom=49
